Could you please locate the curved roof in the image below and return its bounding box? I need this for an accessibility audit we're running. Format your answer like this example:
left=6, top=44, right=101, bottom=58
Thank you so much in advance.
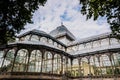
left=17, top=29, right=47, bottom=37
left=17, top=29, right=67, bottom=47
left=50, top=25, right=76, bottom=40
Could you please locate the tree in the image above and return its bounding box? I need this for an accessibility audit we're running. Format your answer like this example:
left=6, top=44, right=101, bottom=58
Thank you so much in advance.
left=0, top=0, right=46, bottom=45
left=79, top=0, right=120, bottom=39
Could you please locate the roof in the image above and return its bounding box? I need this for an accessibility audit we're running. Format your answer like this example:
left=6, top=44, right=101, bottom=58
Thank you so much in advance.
left=50, top=25, right=76, bottom=41
left=17, top=29, right=47, bottom=37
left=68, top=32, right=111, bottom=46
left=17, top=29, right=67, bottom=47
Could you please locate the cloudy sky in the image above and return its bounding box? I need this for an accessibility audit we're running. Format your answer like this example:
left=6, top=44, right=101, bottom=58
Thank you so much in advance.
left=23, top=0, right=111, bottom=39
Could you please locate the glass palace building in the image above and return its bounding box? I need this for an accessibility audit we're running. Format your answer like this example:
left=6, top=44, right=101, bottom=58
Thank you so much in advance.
left=0, top=24, right=120, bottom=80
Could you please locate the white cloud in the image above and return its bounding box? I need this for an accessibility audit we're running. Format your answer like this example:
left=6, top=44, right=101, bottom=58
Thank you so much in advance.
left=24, top=0, right=111, bottom=39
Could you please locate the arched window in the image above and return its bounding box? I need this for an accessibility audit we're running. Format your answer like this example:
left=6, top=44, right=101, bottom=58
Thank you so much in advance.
left=48, top=39, right=53, bottom=45
left=67, top=47, right=72, bottom=53
left=2, top=49, right=15, bottom=72
left=13, top=49, right=28, bottom=72
left=28, top=50, right=42, bottom=72
left=72, top=46, right=77, bottom=51
left=101, top=38, right=109, bottom=47
left=100, top=54, right=111, bottom=75
left=42, top=51, right=52, bottom=73
left=111, top=53, right=120, bottom=74
left=40, top=37, right=47, bottom=43
left=58, top=44, right=62, bottom=49
left=72, top=59, right=79, bottom=77
left=93, top=41, right=100, bottom=48
left=81, top=57, right=89, bottom=76
left=54, top=42, right=58, bottom=47
left=79, top=44, right=85, bottom=51
left=30, top=35, right=39, bottom=41
left=85, top=42, right=92, bottom=50
left=73, top=59, right=78, bottom=67
left=90, top=56, right=100, bottom=76
left=19, top=37, right=24, bottom=41
left=112, top=53, right=120, bottom=66
left=24, top=35, right=31, bottom=41
left=62, top=47, right=65, bottom=51
left=53, top=54, right=61, bottom=74
left=67, top=46, right=74, bottom=52
left=110, top=38, right=119, bottom=45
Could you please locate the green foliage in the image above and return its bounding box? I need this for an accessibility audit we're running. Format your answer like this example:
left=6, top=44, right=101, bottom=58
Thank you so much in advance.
left=80, top=0, right=120, bottom=39
left=65, top=71, right=72, bottom=77
left=106, top=68, right=112, bottom=74
left=114, top=68, right=120, bottom=74
left=0, top=0, right=46, bottom=45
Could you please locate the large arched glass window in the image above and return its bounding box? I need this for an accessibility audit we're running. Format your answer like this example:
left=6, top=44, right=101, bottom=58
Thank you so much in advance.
left=42, top=51, right=52, bottom=73
left=53, top=54, right=61, bottom=74
left=2, top=49, right=15, bottom=72
left=28, top=50, right=42, bottom=72
left=13, top=49, right=28, bottom=72
left=100, top=54, right=111, bottom=75
left=112, top=53, right=120, bottom=66
left=112, top=53, right=120, bottom=74
left=81, top=57, right=89, bottom=76
left=90, top=56, right=100, bottom=76
left=72, top=59, right=79, bottom=77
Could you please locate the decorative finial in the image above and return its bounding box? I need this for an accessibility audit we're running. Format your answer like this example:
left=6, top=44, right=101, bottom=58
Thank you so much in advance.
left=61, top=22, right=63, bottom=25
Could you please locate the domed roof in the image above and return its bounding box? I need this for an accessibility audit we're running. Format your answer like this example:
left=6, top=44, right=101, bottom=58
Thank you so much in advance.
left=50, top=24, right=76, bottom=40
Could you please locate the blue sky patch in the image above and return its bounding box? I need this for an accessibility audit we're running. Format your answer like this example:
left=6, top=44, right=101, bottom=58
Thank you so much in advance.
left=60, top=11, right=72, bottom=21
